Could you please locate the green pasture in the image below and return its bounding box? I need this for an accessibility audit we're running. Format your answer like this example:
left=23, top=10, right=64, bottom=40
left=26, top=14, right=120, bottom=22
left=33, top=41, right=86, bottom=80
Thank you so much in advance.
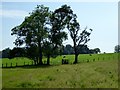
left=1, top=53, right=119, bottom=88
left=1, top=53, right=119, bottom=67
left=2, top=58, right=118, bottom=88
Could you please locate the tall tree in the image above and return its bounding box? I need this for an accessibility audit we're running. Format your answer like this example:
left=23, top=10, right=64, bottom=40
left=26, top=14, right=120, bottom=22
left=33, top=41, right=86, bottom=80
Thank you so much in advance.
left=2, top=48, right=11, bottom=58
left=42, top=5, right=70, bottom=65
left=93, top=48, right=101, bottom=54
left=46, top=4, right=93, bottom=64
left=11, top=5, right=51, bottom=65
left=114, top=45, right=120, bottom=53
left=67, top=14, right=92, bottom=64
left=77, top=45, right=90, bottom=54
left=63, top=44, right=74, bottom=55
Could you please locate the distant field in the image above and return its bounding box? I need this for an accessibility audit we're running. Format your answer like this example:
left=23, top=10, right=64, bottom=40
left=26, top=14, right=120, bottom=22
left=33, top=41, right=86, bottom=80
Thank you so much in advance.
left=1, top=53, right=119, bottom=67
left=2, top=53, right=119, bottom=88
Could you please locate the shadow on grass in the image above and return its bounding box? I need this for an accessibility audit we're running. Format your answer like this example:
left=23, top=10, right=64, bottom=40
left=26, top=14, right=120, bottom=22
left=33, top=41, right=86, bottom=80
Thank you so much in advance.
left=2, top=63, right=74, bottom=69
left=2, top=64, right=55, bottom=69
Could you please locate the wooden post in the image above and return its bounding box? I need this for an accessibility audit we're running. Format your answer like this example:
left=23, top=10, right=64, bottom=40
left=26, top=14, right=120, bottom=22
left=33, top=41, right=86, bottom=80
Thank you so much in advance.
left=32, top=61, right=33, bottom=65
left=62, top=59, right=63, bottom=64
left=6, top=63, right=7, bottom=67
left=11, top=63, right=12, bottom=67
left=44, top=61, right=46, bottom=64
left=87, top=59, right=89, bottom=62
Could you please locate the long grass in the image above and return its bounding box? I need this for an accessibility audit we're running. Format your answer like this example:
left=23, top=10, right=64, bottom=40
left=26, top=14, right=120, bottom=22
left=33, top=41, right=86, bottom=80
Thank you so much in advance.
left=2, top=53, right=119, bottom=88
left=2, top=57, right=118, bottom=88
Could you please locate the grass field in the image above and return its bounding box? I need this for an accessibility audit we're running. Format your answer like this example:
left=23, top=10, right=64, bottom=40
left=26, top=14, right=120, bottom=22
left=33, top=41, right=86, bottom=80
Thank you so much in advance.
left=2, top=53, right=119, bottom=88
left=1, top=53, right=118, bottom=66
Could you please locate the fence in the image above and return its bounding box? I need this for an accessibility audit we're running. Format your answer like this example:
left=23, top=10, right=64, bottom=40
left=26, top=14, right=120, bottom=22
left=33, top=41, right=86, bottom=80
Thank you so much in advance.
left=2, top=55, right=117, bottom=68
left=2, top=60, right=48, bottom=68
left=78, top=55, right=117, bottom=63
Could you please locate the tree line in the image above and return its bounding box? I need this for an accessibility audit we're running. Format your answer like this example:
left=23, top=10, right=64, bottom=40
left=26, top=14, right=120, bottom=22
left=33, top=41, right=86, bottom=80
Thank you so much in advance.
left=2, top=4, right=93, bottom=65
left=1, top=45, right=101, bottom=58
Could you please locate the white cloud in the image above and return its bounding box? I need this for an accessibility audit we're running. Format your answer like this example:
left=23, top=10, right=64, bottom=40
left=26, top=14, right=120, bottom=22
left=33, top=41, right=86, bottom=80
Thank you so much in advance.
left=0, top=9, right=29, bottom=18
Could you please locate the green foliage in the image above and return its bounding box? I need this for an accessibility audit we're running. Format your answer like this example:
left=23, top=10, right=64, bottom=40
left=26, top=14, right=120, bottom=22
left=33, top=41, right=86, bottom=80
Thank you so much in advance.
left=11, top=5, right=52, bottom=65
left=1, top=48, right=11, bottom=58
left=57, top=5, right=93, bottom=63
left=11, top=4, right=72, bottom=65
left=114, top=45, right=120, bottom=53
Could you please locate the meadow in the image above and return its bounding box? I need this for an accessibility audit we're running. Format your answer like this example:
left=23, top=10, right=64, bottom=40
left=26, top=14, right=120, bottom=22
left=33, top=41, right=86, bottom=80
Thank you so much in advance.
left=1, top=53, right=119, bottom=88
left=1, top=53, right=118, bottom=67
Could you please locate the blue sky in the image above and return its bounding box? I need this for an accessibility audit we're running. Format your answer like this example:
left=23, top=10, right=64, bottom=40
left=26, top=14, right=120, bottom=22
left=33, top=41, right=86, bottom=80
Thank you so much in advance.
left=0, top=2, right=118, bottom=53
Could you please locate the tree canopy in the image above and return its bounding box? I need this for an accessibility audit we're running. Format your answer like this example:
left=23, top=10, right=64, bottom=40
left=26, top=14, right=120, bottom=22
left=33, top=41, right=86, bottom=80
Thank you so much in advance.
left=11, top=5, right=71, bottom=65
left=11, top=4, right=93, bottom=65
left=114, top=45, right=120, bottom=53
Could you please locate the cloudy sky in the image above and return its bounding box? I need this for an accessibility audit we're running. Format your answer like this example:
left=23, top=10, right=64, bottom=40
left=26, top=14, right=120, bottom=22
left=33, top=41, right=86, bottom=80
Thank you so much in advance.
left=0, top=1, right=118, bottom=53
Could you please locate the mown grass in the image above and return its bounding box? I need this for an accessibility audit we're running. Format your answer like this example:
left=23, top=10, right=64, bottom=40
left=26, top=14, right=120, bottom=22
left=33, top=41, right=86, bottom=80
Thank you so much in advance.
left=2, top=53, right=119, bottom=88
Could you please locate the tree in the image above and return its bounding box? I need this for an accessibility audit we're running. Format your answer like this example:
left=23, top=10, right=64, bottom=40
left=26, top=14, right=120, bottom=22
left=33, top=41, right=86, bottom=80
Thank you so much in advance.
left=77, top=45, right=90, bottom=54
left=9, top=47, right=26, bottom=59
left=67, top=13, right=92, bottom=64
left=42, top=5, right=70, bottom=65
left=0, top=51, right=2, bottom=58
left=114, top=45, right=120, bottom=53
left=89, top=48, right=100, bottom=54
left=48, top=4, right=92, bottom=63
left=1, top=48, right=11, bottom=58
left=11, top=5, right=70, bottom=65
left=63, top=44, right=74, bottom=55
left=11, top=5, right=51, bottom=65
left=42, top=41, right=62, bottom=65
left=94, top=48, right=101, bottom=54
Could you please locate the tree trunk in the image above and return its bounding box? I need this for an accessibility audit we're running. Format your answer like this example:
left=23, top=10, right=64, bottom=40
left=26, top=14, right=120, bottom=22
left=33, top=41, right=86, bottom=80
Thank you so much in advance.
left=38, top=42, right=43, bottom=65
left=39, top=48, right=43, bottom=65
left=47, top=55, right=50, bottom=65
left=36, top=57, right=39, bottom=65
left=74, top=54, right=78, bottom=64
left=73, top=42, right=78, bottom=64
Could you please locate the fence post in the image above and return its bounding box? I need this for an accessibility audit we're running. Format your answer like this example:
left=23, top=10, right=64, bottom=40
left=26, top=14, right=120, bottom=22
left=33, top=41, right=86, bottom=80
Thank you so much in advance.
left=87, top=59, right=89, bottom=62
left=16, top=63, right=17, bottom=67
left=33, top=61, right=34, bottom=65
left=32, top=61, right=33, bottom=65
left=6, top=63, right=7, bottom=67
left=44, top=61, right=46, bottom=64
left=11, top=63, right=12, bottom=67
left=103, top=57, right=104, bottom=60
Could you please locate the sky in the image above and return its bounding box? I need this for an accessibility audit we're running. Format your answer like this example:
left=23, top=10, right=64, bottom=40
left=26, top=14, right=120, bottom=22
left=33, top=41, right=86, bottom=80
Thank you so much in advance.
left=0, top=1, right=118, bottom=53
